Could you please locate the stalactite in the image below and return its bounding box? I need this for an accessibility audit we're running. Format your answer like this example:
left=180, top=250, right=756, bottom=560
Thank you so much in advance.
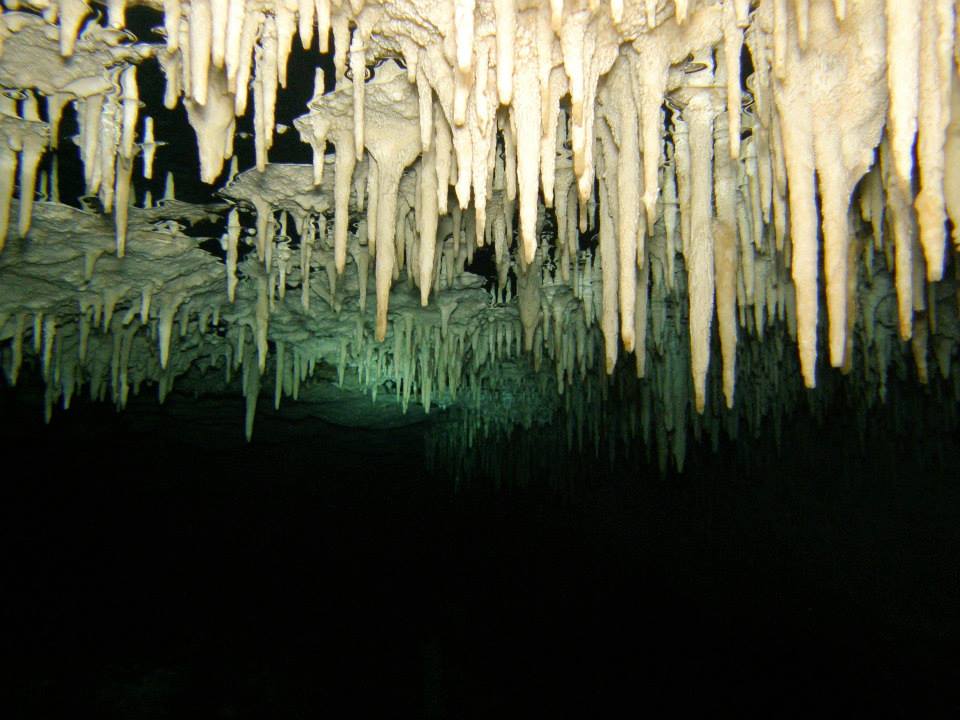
left=674, top=67, right=724, bottom=412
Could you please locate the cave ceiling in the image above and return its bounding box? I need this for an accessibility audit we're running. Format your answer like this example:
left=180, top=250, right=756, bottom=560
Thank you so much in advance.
left=0, top=0, right=958, bottom=472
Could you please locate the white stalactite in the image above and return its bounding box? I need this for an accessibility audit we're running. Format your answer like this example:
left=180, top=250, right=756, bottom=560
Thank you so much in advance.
left=185, top=67, right=235, bottom=183
left=317, top=0, right=331, bottom=52
left=605, top=60, right=640, bottom=354
left=120, top=67, right=139, bottom=161
left=885, top=0, right=920, bottom=191
left=333, top=134, right=357, bottom=274
left=114, top=155, right=134, bottom=256
left=17, top=126, right=44, bottom=238
left=455, top=0, right=476, bottom=75
left=190, top=0, right=213, bottom=106
left=914, top=0, right=955, bottom=282
left=598, top=174, right=618, bottom=374
left=722, top=0, right=742, bottom=160
left=513, top=16, right=542, bottom=265
left=59, top=0, right=90, bottom=58
left=212, top=0, right=228, bottom=67
left=275, top=0, right=297, bottom=88
left=944, top=71, right=960, bottom=249
left=0, top=145, right=16, bottom=252
left=227, top=208, right=240, bottom=301
left=350, top=32, right=366, bottom=159
left=142, top=117, right=156, bottom=179
left=680, top=86, right=723, bottom=413
left=108, top=0, right=129, bottom=30
left=419, top=150, right=439, bottom=305
left=226, top=0, right=247, bottom=86
left=494, top=0, right=515, bottom=105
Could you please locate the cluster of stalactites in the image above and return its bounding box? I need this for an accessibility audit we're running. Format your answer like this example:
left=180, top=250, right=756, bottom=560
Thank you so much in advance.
left=286, top=0, right=960, bottom=414
left=213, top=160, right=960, bottom=467
left=0, top=9, right=152, bottom=255
left=1, top=178, right=955, bottom=468
left=0, top=92, right=49, bottom=250
left=3, top=0, right=960, bottom=421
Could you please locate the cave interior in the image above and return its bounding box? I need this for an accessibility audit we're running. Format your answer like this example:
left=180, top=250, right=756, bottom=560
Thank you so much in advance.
left=1, top=0, right=958, bottom=715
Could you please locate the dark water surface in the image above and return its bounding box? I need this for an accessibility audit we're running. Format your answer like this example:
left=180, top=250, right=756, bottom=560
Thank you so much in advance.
left=2, top=382, right=958, bottom=717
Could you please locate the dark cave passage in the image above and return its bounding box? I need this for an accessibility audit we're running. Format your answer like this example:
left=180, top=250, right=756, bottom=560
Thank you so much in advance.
left=2, top=379, right=958, bottom=717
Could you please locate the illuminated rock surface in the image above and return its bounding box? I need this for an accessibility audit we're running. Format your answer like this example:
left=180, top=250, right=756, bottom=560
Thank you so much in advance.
left=0, top=1, right=957, bottom=475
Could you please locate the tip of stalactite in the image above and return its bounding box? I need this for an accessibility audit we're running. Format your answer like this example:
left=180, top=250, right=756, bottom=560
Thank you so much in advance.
left=17, top=218, right=31, bottom=240
left=523, top=241, right=537, bottom=266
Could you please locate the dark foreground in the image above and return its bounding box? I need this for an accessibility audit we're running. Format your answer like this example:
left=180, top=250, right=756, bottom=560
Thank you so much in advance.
left=2, top=380, right=958, bottom=717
